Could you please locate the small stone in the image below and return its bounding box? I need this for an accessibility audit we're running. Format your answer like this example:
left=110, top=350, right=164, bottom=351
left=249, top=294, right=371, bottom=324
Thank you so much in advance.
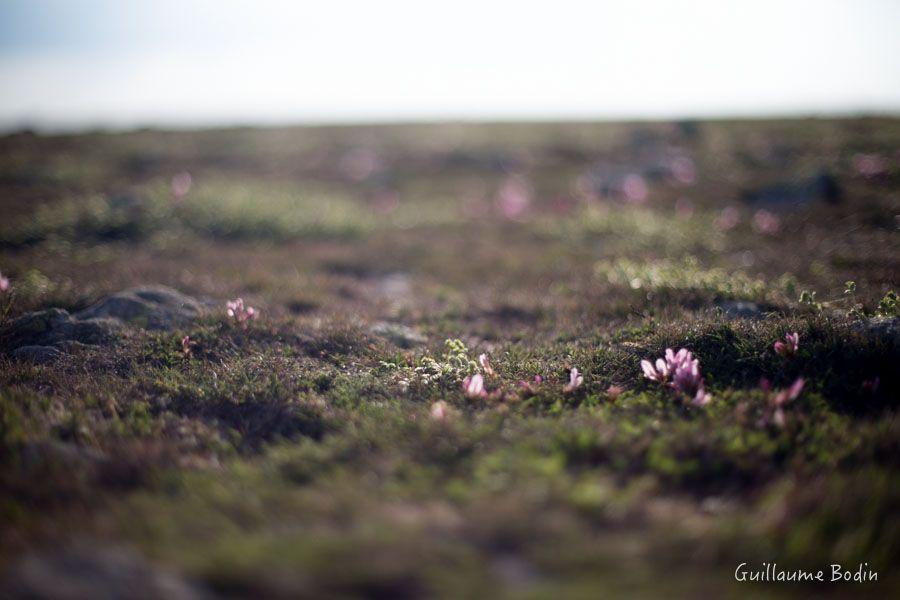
left=76, top=286, right=203, bottom=331
left=716, top=300, right=769, bottom=320
left=851, top=316, right=899, bottom=347
left=370, top=321, right=427, bottom=348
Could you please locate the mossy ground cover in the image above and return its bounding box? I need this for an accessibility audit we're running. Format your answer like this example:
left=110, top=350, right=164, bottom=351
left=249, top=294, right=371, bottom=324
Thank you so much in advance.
left=0, top=119, right=898, bottom=598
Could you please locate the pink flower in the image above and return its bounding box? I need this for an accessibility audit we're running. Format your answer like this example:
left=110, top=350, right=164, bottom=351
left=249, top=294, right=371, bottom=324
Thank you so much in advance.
left=862, top=377, right=880, bottom=393
left=181, top=335, right=195, bottom=357
left=430, top=400, right=450, bottom=421
left=773, top=332, right=799, bottom=358
left=0, top=272, right=9, bottom=293
left=563, top=367, right=584, bottom=393
left=226, top=298, right=258, bottom=327
left=606, top=385, right=624, bottom=400
left=495, top=176, right=531, bottom=221
left=518, top=375, right=543, bottom=395
left=675, top=197, right=694, bottom=219
left=669, top=156, right=696, bottom=185
left=478, top=353, right=494, bottom=376
left=171, top=171, right=192, bottom=199
left=715, top=206, right=740, bottom=231
left=752, top=209, right=781, bottom=235
left=641, top=357, right=670, bottom=382
left=853, top=153, right=886, bottom=178
left=760, top=378, right=804, bottom=428
left=622, top=174, right=648, bottom=203
left=462, top=374, right=487, bottom=399
left=641, top=347, right=711, bottom=406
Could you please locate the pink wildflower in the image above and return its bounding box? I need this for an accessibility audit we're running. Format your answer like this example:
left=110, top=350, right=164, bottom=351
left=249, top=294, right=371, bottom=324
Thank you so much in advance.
left=226, top=298, right=258, bottom=327
left=622, top=174, right=648, bottom=203
left=181, top=335, right=195, bottom=357
left=0, top=271, right=9, bottom=293
left=495, top=176, right=531, bottom=221
left=462, top=374, right=487, bottom=399
left=853, top=153, right=886, bottom=178
left=478, top=353, right=495, bottom=376
left=862, top=377, right=880, bottom=393
left=715, top=206, right=740, bottom=231
left=563, top=367, right=584, bottom=393
left=430, top=400, right=450, bottom=421
left=606, top=385, right=624, bottom=400
left=752, top=209, right=781, bottom=235
left=760, top=378, right=804, bottom=428
left=518, top=375, right=543, bottom=395
left=773, top=332, right=799, bottom=358
left=641, top=347, right=711, bottom=406
left=171, top=171, right=192, bottom=199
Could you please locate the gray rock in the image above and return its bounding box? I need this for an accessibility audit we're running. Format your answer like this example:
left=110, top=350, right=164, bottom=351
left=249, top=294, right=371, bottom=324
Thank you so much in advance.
left=716, top=300, right=769, bottom=320
left=1, top=543, right=208, bottom=600
left=11, top=345, right=63, bottom=364
left=76, top=286, right=203, bottom=331
left=2, top=309, right=121, bottom=351
left=370, top=321, right=427, bottom=348
left=2, top=286, right=203, bottom=360
left=852, top=316, right=899, bottom=347
left=740, top=171, right=842, bottom=208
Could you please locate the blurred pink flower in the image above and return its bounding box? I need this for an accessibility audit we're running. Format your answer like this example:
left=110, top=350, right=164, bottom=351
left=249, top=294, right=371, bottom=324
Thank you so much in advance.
left=853, top=153, right=887, bottom=178
left=563, top=367, right=584, bottom=393
left=715, top=206, right=740, bottom=231
left=669, top=156, right=696, bottom=185
left=675, top=197, right=694, bottom=219
left=478, top=353, right=494, bottom=376
left=518, top=375, right=543, bottom=395
left=773, top=332, right=799, bottom=358
left=622, top=174, right=648, bottom=203
left=181, top=335, right=195, bottom=357
left=226, top=298, right=258, bottom=327
left=463, top=374, right=487, bottom=399
left=606, top=385, right=624, bottom=400
left=339, top=148, right=379, bottom=181
left=370, top=190, right=400, bottom=215
left=430, top=400, right=450, bottom=421
left=862, top=377, right=880, bottom=392
left=759, top=377, right=804, bottom=427
left=171, top=171, right=192, bottom=199
left=752, top=209, right=781, bottom=234
left=495, top=177, right=531, bottom=220
left=0, top=271, right=9, bottom=293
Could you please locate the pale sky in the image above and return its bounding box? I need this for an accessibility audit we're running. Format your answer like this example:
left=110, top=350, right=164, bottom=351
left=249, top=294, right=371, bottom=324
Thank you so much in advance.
left=1, top=0, right=899, bottom=131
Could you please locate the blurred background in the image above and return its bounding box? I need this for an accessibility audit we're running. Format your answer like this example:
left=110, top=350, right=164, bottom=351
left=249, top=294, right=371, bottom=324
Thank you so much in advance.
left=2, top=0, right=899, bottom=131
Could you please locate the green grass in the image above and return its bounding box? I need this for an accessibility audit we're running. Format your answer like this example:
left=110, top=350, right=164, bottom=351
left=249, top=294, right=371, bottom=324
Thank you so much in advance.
left=1, top=118, right=899, bottom=597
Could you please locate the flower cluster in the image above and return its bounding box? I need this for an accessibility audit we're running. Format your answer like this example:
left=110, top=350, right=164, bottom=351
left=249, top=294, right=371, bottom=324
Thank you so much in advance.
left=462, top=373, right=487, bottom=399
left=773, top=332, right=799, bottom=358
left=517, top=375, right=543, bottom=395
left=641, top=348, right=711, bottom=406
left=226, top=298, right=258, bottom=327
left=562, top=367, right=583, bottom=393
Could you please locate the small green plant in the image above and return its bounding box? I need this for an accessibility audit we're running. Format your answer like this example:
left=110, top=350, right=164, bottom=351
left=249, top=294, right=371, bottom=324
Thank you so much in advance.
left=798, top=290, right=822, bottom=311
left=414, top=338, right=477, bottom=386
left=876, top=290, right=899, bottom=316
